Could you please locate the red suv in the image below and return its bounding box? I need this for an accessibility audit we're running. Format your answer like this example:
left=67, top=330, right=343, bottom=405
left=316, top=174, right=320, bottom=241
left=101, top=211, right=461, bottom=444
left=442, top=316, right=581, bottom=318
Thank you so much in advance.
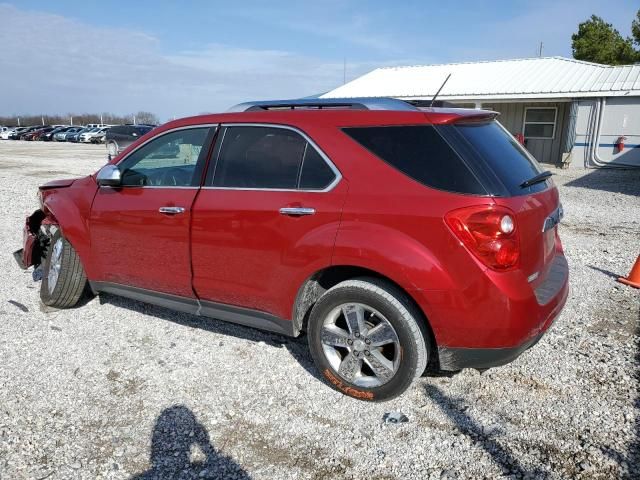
left=15, top=98, right=568, bottom=401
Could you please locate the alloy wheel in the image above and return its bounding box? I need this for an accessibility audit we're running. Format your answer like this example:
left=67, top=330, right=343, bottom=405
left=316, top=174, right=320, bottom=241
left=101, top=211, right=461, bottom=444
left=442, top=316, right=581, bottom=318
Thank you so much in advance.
left=320, top=302, right=401, bottom=388
left=47, top=238, right=63, bottom=294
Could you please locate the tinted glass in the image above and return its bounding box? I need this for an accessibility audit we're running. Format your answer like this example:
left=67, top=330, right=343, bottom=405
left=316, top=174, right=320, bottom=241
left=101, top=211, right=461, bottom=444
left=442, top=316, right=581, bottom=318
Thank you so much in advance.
left=299, top=146, right=336, bottom=190
left=119, top=127, right=209, bottom=187
left=451, top=121, right=546, bottom=195
left=135, top=126, right=153, bottom=135
left=213, top=126, right=306, bottom=189
left=525, top=108, right=555, bottom=123
left=524, top=123, right=554, bottom=138
left=342, top=125, right=485, bottom=195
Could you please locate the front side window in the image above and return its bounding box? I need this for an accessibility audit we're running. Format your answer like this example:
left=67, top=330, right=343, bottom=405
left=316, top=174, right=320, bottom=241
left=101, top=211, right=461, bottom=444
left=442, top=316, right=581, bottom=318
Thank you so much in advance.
left=119, top=127, right=209, bottom=187
left=523, top=108, right=556, bottom=139
left=212, top=126, right=336, bottom=190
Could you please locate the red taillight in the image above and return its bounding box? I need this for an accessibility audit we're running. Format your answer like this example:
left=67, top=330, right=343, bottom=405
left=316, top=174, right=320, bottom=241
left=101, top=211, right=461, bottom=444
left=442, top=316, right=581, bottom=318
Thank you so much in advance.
left=445, top=205, right=519, bottom=270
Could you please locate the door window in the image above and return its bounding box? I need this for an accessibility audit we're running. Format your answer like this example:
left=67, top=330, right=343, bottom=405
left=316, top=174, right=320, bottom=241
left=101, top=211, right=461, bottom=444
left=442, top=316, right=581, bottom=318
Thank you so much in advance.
left=118, top=128, right=209, bottom=187
left=211, top=126, right=336, bottom=190
left=299, top=144, right=336, bottom=190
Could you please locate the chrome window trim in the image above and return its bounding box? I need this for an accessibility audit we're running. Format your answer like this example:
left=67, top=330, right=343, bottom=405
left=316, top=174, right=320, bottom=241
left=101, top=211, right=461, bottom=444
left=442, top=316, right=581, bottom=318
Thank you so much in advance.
left=203, top=122, right=342, bottom=193
left=113, top=124, right=218, bottom=189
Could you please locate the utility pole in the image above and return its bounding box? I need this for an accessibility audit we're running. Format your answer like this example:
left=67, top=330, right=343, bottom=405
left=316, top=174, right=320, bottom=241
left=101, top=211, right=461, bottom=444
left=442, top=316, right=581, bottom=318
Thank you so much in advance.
left=41, top=116, right=44, bottom=126
left=100, top=113, right=103, bottom=125
left=17, top=117, right=20, bottom=127
left=538, top=42, right=544, bottom=57
left=70, top=116, right=73, bottom=126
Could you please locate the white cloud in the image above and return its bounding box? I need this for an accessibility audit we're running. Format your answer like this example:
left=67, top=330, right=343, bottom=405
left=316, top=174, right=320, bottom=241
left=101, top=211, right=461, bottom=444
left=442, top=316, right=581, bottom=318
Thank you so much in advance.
left=0, top=4, right=391, bottom=120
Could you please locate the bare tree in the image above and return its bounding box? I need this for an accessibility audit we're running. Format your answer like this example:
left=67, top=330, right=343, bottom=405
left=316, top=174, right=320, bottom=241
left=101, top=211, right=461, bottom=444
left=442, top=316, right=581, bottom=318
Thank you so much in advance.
left=134, top=111, right=160, bottom=125
left=0, top=111, right=161, bottom=127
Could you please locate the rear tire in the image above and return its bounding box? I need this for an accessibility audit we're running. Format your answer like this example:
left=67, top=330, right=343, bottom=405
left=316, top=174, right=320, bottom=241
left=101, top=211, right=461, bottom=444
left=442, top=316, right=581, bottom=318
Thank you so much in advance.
left=40, top=228, right=87, bottom=308
left=307, top=277, right=429, bottom=401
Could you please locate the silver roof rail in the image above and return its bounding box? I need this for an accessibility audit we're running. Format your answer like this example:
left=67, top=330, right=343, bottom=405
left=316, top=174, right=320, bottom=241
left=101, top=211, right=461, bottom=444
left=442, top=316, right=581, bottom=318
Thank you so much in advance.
left=227, top=97, right=420, bottom=112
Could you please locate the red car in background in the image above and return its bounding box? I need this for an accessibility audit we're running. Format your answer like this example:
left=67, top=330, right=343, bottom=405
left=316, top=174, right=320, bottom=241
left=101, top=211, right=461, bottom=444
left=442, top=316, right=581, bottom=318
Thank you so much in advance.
left=15, top=98, right=568, bottom=401
left=23, top=126, right=55, bottom=141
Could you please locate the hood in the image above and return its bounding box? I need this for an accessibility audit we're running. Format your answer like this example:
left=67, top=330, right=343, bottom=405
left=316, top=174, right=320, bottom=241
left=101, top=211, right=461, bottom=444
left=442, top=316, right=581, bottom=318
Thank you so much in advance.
left=39, top=178, right=80, bottom=190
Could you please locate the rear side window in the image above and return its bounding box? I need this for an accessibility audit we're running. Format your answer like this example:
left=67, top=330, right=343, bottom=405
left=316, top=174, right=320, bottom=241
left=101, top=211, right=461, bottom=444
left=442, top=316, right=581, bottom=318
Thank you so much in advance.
left=299, top=146, right=336, bottom=190
left=212, top=126, right=337, bottom=190
left=342, top=126, right=485, bottom=195
left=450, top=121, right=546, bottom=195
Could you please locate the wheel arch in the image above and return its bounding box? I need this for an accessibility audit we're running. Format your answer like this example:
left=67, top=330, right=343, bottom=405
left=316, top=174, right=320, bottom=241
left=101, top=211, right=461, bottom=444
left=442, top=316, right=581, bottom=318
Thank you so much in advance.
left=292, top=264, right=439, bottom=370
left=36, top=185, right=96, bottom=277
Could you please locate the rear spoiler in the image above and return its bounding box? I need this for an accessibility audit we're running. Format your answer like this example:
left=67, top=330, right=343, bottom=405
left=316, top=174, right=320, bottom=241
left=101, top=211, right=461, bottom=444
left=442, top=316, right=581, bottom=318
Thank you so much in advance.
left=451, top=111, right=500, bottom=124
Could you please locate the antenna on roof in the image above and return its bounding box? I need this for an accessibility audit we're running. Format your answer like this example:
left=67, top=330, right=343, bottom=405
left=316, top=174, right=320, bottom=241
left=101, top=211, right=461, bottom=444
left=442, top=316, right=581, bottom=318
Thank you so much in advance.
left=429, top=73, right=451, bottom=107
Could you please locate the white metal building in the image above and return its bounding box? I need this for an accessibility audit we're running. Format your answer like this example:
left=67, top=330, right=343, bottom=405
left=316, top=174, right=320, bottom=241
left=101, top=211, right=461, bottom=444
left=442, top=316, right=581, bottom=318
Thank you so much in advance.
left=322, top=57, right=640, bottom=168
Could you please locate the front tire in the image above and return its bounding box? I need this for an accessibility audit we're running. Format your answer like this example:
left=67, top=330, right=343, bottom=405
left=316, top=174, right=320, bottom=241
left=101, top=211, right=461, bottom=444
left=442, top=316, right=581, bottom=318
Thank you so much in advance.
left=307, top=278, right=429, bottom=401
left=40, top=228, right=87, bottom=308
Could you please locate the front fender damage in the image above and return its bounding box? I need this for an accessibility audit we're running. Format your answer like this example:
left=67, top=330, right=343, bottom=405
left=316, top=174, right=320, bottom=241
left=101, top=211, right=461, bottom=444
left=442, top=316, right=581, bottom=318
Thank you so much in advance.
left=13, top=209, right=57, bottom=269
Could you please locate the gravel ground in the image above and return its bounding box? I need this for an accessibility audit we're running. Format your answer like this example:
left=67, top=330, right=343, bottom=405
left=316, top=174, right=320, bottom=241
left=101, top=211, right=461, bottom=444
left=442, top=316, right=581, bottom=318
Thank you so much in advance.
left=0, top=140, right=638, bottom=479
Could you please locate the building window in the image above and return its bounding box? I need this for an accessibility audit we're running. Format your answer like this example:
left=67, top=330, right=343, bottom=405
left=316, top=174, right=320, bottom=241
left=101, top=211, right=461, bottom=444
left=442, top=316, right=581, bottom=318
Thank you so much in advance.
left=523, top=107, right=557, bottom=139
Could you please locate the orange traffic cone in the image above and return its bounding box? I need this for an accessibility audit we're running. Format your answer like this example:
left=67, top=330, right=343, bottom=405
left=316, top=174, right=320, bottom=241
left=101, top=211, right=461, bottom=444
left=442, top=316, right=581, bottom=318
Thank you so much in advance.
left=618, top=255, right=640, bottom=289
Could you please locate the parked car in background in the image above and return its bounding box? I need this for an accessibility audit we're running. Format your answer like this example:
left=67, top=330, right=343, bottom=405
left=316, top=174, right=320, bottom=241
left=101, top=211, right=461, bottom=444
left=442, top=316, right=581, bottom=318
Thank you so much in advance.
left=41, top=126, right=70, bottom=142
left=66, top=127, right=92, bottom=143
left=24, top=127, right=55, bottom=141
left=14, top=98, right=568, bottom=401
left=12, top=126, right=35, bottom=140
left=0, top=127, right=14, bottom=139
left=105, top=124, right=155, bottom=156
left=54, top=127, right=83, bottom=142
left=5, top=127, right=24, bottom=140
left=79, top=126, right=110, bottom=143
left=8, top=127, right=31, bottom=139
left=90, top=131, right=107, bottom=144
left=17, top=126, right=45, bottom=140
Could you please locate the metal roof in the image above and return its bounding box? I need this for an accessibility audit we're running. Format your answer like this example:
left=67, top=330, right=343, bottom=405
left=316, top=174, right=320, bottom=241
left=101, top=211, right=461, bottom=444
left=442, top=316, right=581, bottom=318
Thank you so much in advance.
left=321, top=57, right=640, bottom=101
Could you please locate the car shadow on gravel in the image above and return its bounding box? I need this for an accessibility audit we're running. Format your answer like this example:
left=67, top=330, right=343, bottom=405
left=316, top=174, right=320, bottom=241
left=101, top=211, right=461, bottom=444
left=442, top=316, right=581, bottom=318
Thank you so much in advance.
left=425, top=384, right=547, bottom=478
left=99, top=294, right=324, bottom=381
left=563, top=168, right=640, bottom=196
left=131, top=405, right=250, bottom=479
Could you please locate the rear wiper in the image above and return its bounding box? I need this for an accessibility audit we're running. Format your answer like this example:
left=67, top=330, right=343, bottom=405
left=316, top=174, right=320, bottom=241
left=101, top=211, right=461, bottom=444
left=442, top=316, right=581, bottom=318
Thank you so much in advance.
left=520, top=170, right=552, bottom=188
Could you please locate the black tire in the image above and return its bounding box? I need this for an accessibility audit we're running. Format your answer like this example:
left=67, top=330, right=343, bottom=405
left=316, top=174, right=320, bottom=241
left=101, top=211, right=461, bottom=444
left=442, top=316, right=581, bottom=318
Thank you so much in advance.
left=40, top=228, right=87, bottom=308
left=307, top=277, right=429, bottom=402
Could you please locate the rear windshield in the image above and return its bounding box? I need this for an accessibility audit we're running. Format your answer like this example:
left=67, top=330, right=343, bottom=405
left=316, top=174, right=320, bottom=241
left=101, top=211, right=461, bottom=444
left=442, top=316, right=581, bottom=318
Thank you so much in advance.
left=342, top=125, right=486, bottom=195
left=448, top=121, right=547, bottom=195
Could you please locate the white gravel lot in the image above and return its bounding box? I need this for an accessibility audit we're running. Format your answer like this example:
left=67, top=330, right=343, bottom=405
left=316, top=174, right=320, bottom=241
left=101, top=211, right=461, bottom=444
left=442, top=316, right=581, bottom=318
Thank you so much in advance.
left=0, top=140, right=638, bottom=479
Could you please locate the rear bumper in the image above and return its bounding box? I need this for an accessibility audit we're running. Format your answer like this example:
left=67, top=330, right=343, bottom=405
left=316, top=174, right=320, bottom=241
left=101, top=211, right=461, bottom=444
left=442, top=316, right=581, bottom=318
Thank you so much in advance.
left=421, top=252, right=569, bottom=371
left=437, top=316, right=552, bottom=371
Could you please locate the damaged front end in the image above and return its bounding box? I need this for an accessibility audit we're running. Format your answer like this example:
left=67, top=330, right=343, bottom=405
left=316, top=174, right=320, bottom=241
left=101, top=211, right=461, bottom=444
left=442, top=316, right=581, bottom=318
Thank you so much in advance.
left=13, top=210, right=55, bottom=270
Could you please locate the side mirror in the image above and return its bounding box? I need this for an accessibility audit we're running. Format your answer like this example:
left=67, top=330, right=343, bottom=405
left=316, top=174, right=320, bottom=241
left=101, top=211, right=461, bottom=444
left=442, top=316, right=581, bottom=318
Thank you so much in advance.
left=96, top=164, right=122, bottom=187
